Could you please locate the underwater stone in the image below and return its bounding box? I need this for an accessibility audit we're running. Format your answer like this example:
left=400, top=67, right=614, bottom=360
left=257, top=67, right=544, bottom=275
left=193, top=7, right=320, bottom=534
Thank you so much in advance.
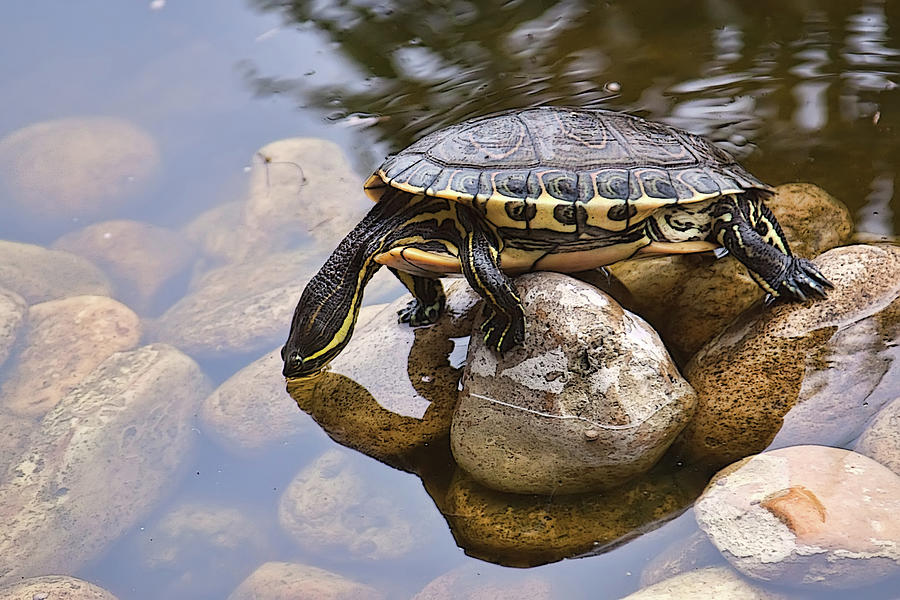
left=413, top=563, right=555, bottom=600
left=0, top=575, right=119, bottom=600
left=852, top=394, right=900, bottom=476
left=0, top=287, right=25, bottom=370
left=619, top=566, right=786, bottom=600
left=0, top=240, right=113, bottom=304
left=228, top=561, right=384, bottom=600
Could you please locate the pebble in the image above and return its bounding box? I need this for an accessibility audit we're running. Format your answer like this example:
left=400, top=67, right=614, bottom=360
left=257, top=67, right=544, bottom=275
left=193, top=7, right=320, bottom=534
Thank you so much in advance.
left=227, top=561, right=384, bottom=600
left=413, top=564, right=555, bottom=600
left=0, top=575, right=119, bottom=600
left=0, top=240, right=113, bottom=304
left=619, top=566, right=786, bottom=599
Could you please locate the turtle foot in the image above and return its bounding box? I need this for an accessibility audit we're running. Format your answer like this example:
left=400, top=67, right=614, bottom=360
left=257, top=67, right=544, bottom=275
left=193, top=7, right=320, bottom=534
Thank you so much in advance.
left=397, top=297, right=444, bottom=327
left=776, top=257, right=833, bottom=302
left=481, top=306, right=525, bottom=353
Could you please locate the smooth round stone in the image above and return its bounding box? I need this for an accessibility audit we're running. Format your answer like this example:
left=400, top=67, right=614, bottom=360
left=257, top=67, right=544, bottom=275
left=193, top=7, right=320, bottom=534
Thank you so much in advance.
left=0, top=117, right=158, bottom=219
left=620, top=567, right=786, bottom=600
left=0, top=412, right=34, bottom=475
left=413, top=564, right=555, bottom=600
left=609, top=183, right=853, bottom=361
left=853, top=395, right=900, bottom=476
left=53, top=220, right=196, bottom=315
left=677, top=244, right=900, bottom=466
left=0, top=344, right=210, bottom=584
left=453, top=272, right=696, bottom=494
left=639, top=530, right=723, bottom=587
left=278, top=449, right=428, bottom=561
left=287, top=280, right=479, bottom=470
left=201, top=346, right=315, bottom=452
left=182, top=200, right=245, bottom=265
left=1, top=295, right=142, bottom=418
left=0, top=240, right=113, bottom=304
left=441, top=464, right=705, bottom=567
left=0, top=288, right=25, bottom=369
left=228, top=562, right=384, bottom=600
left=0, top=575, right=119, bottom=600
left=695, top=446, right=900, bottom=590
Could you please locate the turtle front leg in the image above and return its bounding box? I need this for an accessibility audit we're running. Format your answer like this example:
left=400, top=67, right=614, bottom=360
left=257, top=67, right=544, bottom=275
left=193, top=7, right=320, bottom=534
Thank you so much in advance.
left=390, top=267, right=446, bottom=326
left=711, top=194, right=832, bottom=301
left=456, top=208, right=526, bottom=353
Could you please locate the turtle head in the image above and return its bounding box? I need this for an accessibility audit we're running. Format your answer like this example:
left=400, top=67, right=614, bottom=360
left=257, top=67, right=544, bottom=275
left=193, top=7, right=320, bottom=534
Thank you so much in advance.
left=281, top=286, right=358, bottom=380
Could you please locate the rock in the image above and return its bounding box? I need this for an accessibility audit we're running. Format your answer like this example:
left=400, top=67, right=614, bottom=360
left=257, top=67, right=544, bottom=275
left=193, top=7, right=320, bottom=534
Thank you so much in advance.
left=441, top=463, right=705, bottom=567
left=413, top=564, right=555, bottom=600
left=0, top=412, right=34, bottom=474
left=182, top=200, right=245, bottom=266
left=639, top=530, right=723, bottom=587
left=676, top=244, right=900, bottom=466
left=0, top=575, right=119, bottom=600
left=0, top=344, right=210, bottom=584
left=228, top=561, right=384, bottom=600
left=853, top=395, right=900, bottom=476
left=0, top=117, right=159, bottom=219
left=288, top=280, right=479, bottom=470
left=0, top=240, right=113, bottom=304
left=0, top=288, right=25, bottom=369
left=619, top=566, right=785, bottom=600
left=453, top=272, right=696, bottom=494
left=609, top=183, right=853, bottom=360
left=694, top=446, right=900, bottom=590
left=201, top=346, right=315, bottom=452
left=1, top=295, right=142, bottom=418
left=278, top=448, right=429, bottom=561
left=53, top=220, right=196, bottom=315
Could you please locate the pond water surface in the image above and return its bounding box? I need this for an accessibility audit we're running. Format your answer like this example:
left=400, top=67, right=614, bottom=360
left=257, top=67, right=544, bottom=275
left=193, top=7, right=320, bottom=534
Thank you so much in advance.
left=0, top=1, right=898, bottom=599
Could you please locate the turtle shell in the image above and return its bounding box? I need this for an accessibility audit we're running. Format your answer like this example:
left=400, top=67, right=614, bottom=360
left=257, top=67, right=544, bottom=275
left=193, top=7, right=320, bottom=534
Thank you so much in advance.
left=364, top=107, right=771, bottom=234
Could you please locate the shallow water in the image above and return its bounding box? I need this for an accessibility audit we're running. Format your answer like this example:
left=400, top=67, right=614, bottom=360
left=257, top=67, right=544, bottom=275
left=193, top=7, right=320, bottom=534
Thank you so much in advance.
left=0, top=1, right=898, bottom=598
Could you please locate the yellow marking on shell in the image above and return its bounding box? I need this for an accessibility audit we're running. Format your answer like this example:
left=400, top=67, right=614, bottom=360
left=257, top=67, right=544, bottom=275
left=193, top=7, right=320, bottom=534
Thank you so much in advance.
left=530, top=238, right=651, bottom=272
left=364, top=173, right=388, bottom=202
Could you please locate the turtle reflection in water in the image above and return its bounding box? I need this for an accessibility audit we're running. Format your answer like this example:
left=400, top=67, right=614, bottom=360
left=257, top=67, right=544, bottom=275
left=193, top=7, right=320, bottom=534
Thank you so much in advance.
left=282, top=107, right=832, bottom=379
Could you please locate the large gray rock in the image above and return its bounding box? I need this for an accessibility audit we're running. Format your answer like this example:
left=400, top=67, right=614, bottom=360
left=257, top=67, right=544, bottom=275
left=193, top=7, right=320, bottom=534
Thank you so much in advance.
left=228, top=561, right=384, bottom=600
left=0, top=240, right=113, bottom=304
left=1, top=295, right=142, bottom=418
left=0, top=288, right=25, bottom=369
left=0, top=116, right=159, bottom=220
left=619, top=567, right=786, bottom=600
left=453, top=272, right=696, bottom=494
left=853, top=395, right=900, bottom=476
left=0, top=575, right=119, bottom=600
left=0, top=344, right=210, bottom=584
left=677, top=244, right=900, bottom=466
left=695, top=445, right=900, bottom=590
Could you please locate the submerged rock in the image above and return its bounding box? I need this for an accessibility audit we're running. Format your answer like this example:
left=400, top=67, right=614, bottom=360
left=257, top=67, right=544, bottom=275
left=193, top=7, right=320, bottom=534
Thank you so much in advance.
left=53, top=220, right=196, bottom=314
left=619, top=566, right=786, bottom=600
left=852, top=395, right=900, bottom=476
left=0, top=240, right=113, bottom=304
left=0, top=288, right=25, bottom=369
left=609, top=183, right=852, bottom=360
left=677, top=244, right=900, bottom=466
left=1, top=295, right=142, bottom=418
left=0, top=575, right=119, bottom=600
left=453, top=272, right=695, bottom=494
left=0, top=412, right=34, bottom=475
left=694, top=446, right=900, bottom=590
left=228, top=561, right=384, bottom=600
left=0, top=116, right=159, bottom=220
left=0, top=344, right=209, bottom=584
left=639, top=529, right=723, bottom=587
left=413, top=564, right=555, bottom=600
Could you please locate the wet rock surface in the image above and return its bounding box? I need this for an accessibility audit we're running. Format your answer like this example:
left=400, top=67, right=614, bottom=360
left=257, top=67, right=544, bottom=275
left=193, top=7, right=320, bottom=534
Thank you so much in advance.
left=53, top=219, right=196, bottom=314
left=413, top=564, right=556, bottom=600
left=0, top=240, right=113, bottom=304
left=278, top=448, right=429, bottom=561
left=0, top=116, right=159, bottom=220
left=0, top=575, right=119, bottom=600
left=639, top=529, right=723, bottom=587
left=620, top=566, right=786, bottom=600
left=853, top=395, right=900, bottom=476
left=0, top=288, right=25, bottom=369
left=609, top=183, right=853, bottom=360
left=453, top=272, right=696, bottom=494
left=676, top=244, right=900, bottom=466
left=0, top=343, right=210, bottom=584
left=1, top=295, right=142, bottom=418
left=288, top=280, right=478, bottom=469
left=694, top=445, right=900, bottom=590
left=227, top=561, right=384, bottom=600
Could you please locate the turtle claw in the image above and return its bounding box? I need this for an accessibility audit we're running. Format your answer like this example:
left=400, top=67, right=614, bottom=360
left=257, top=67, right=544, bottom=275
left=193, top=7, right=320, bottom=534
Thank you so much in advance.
left=777, top=258, right=833, bottom=302
left=480, top=306, right=525, bottom=354
left=397, top=297, right=443, bottom=327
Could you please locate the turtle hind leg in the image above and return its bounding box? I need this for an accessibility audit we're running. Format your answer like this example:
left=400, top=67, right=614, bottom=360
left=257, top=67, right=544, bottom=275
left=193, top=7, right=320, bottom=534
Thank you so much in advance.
left=390, top=267, right=446, bottom=327
left=711, top=194, right=833, bottom=301
left=456, top=208, right=525, bottom=353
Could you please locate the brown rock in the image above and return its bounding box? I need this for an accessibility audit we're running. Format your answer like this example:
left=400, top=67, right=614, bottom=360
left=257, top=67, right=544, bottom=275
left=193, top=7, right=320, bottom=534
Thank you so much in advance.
left=1, top=295, right=142, bottom=418
left=53, top=220, right=196, bottom=314
left=453, top=272, right=696, bottom=494
left=695, top=446, right=900, bottom=589
left=853, top=395, right=900, bottom=476
left=0, top=287, right=25, bottom=369
left=0, top=575, right=119, bottom=600
left=0, top=240, right=113, bottom=304
left=676, top=244, right=900, bottom=466
left=228, top=562, right=384, bottom=600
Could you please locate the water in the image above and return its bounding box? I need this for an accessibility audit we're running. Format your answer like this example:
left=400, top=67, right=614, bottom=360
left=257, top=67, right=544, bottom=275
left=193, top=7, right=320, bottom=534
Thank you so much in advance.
left=0, top=1, right=898, bottom=598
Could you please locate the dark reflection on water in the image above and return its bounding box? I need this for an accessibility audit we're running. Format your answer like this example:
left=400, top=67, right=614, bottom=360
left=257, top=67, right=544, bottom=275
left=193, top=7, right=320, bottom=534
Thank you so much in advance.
left=247, top=0, right=899, bottom=235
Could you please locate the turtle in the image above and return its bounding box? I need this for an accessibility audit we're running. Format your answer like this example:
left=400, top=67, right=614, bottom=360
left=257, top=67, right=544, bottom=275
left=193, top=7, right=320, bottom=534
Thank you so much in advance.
left=282, top=106, right=831, bottom=379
